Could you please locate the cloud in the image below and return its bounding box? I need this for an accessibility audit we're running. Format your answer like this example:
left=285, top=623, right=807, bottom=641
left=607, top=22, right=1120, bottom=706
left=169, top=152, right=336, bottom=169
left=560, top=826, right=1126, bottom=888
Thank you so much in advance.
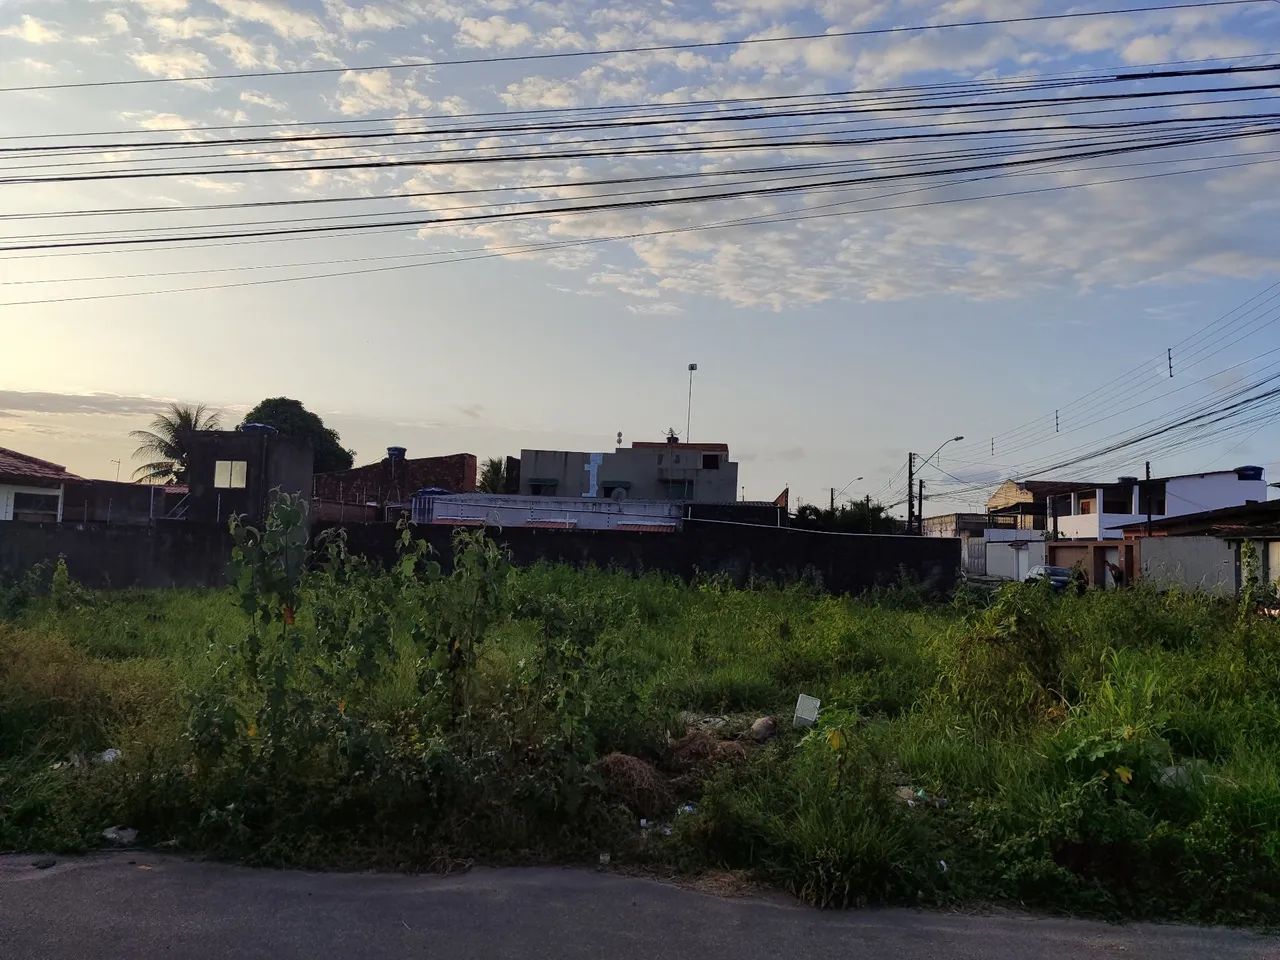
left=211, top=32, right=279, bottom=69
left=324, top=0, right=412, bottom=32
left=240, top=88, right=286, bottom=110
left=210, top=0, right=324, bottom=40
left=103, top=11, right=130, bottom=35
left=455, top=15, right=533, bottom=49
left=130, top=46, right=212, bottom=78
left=334, top=69, right=432, bottom=115
left=625, top=302, right=684, bottom=315
left=127, top=0, right=191, bottom=12
left=0, top=15, right=62, bottom=44
left=499, top=75, right=579, bottom=109
left=146, top=15, right=224, bottom=40
left=0, top=391, right=179, bottom=418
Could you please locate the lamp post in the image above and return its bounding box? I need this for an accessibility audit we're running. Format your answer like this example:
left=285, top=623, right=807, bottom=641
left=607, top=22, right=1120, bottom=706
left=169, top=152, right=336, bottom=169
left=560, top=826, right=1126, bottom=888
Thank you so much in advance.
left=686, top=363, right=697, bottom=442
left=908, top=435, right=964, bottom=533
left=831, top=476, right=863, bottom=511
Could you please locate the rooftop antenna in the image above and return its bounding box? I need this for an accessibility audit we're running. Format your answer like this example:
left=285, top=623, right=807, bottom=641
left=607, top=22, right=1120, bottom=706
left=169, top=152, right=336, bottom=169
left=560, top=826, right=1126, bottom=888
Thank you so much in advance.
left=616, top=431, right=623, bottom=448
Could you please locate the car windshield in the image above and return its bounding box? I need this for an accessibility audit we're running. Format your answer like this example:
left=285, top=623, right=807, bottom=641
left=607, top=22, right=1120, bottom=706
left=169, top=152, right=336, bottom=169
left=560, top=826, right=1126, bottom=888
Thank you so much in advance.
left=1044, top=566, right=1072, bottom=577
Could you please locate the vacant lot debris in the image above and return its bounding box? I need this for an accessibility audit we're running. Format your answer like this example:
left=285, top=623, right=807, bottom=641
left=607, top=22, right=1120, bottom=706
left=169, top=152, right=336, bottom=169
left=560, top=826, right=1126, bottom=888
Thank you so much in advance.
left=96, top=748, right=121, bottom=764
left=895, top=786, right=947, bottom=809
left=597, top=752, right=673, bottom=818
left=101, top=826, right=138, bottom=845
left=793, top=694, right=821, bottom=728
left=749, top=716, right=778, bottom=743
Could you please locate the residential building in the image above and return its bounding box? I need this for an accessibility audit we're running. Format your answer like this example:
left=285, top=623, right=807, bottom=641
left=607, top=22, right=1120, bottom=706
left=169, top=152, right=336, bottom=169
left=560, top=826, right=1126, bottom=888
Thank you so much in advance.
left=313, top=447, right=477, bottom=520
left=183, top=427, right=314, bottom=524
left=1048, top=466, right=1267, bottom=540
left=985, top=479, right=1097, bottom=530
left=517, top=439, right=738, bottom=503
left=0, top=447, right=80, bottom=522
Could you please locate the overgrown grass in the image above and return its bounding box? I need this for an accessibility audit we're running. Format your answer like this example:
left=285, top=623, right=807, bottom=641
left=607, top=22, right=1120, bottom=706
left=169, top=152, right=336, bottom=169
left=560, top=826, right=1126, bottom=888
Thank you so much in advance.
left=1, top=526, right=1278, bottom=925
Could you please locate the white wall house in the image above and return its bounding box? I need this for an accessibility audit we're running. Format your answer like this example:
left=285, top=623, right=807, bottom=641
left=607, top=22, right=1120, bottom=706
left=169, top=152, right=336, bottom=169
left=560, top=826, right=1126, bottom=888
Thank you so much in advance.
left=1048, top=466, right=1267, bottom=540
left=0, top=447, right=79, bottom=522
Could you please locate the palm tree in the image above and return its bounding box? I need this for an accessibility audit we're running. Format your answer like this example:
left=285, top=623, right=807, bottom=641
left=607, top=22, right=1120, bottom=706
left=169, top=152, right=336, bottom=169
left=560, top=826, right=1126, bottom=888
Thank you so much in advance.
left=130, top=403, right=222, bottom=484
left=477, top=457, right=507, bottom=493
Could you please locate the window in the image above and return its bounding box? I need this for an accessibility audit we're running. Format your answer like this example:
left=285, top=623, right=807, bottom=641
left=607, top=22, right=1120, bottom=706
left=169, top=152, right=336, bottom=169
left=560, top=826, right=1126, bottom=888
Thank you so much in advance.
left=12, top=491, right=59, bottom=521
left=528, top=479, right=558, bottom=496
left=701, top=453, right=720, bottom=470
left=673, top=454, right=681, bottom=464
left=214, top=460, right=247, bottom=489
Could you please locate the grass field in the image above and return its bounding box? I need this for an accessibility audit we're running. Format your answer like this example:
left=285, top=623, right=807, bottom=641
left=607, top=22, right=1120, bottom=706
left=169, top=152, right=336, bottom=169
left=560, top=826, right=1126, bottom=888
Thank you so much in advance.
left=2, top=512, right=1278, bottom=924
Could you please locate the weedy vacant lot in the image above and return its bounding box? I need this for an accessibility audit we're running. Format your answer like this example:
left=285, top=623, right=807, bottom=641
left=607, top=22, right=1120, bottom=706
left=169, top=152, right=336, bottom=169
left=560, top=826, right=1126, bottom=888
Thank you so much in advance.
left=2, top=504, right=1277, bottom=924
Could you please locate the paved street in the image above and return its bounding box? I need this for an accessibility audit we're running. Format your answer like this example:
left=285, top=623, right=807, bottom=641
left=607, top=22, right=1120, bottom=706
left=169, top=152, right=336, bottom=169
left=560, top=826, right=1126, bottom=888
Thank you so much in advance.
left=0, top=853, right=1273, bottom=959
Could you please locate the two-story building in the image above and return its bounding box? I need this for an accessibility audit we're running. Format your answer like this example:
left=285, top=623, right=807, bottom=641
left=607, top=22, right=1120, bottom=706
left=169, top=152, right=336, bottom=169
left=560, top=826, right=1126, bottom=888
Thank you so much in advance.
left=1047, top=466, right=1267, bottom=540
left=517, top=439, right=738, bottom=503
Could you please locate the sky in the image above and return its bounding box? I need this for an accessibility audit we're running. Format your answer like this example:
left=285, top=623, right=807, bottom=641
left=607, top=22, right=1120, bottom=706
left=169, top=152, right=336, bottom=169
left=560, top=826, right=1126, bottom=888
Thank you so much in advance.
left=2, top=0, right=1280, bottom=515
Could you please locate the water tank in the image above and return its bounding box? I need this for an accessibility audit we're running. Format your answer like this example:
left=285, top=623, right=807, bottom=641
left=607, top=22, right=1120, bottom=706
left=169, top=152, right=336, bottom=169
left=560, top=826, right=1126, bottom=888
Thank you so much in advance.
left=1117, top=476, right=1138, bottom=485
left=387, top=446, right=407, bottom=461
left=1235, top=465, right=1264, bottom=481
left=239, top=422, right=278, bottom=435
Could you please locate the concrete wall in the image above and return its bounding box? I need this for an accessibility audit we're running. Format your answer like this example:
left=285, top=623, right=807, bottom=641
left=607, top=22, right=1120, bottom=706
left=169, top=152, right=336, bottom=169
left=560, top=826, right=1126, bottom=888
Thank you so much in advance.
left=61, top=479, right=186, bottom=525
left=411, top=493, right=683, bottom=531
left=1141, top=537, right=1236, bottom=596
left=329, top=523, right=961, bottom=596
left=519, top=445, right=738, bottom=502
left=0, top=521, right=232, bottom=589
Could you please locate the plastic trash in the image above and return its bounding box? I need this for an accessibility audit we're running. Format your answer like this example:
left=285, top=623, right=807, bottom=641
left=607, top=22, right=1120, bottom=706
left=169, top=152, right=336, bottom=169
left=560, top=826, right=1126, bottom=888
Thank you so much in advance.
left=101, top=826, right=137, bottom=845
left=793, top=694, right=821, bottom=728
left=97, top=748, right=122, bottom=764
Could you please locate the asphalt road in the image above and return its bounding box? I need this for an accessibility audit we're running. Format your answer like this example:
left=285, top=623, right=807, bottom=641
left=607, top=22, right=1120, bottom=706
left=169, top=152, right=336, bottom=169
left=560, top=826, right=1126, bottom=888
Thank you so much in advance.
left=0, top=853, right=1274, bottom=959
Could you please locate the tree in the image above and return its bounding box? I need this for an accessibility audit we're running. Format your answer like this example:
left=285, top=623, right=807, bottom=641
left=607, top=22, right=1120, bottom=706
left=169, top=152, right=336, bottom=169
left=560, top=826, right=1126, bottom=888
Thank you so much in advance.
left=241, top=397, right=354, bottom=473
left=477, top=457, right=507, bottom=494
left=793, top=499, right=899, bottom=535
left=130, top=402, right=222, bottom=484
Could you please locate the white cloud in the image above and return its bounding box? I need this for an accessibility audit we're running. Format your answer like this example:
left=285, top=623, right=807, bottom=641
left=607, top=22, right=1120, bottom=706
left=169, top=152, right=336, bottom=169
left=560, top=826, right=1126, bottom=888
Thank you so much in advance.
left=130, top=46, right=212, bottom=78
left=127, top=0, right=190, bottom=12
left=211, top=32, right=279, bottom=69
left=499, top=75, right=579, bottom=109
left=146, top=15, right=224, bottom=40
left=0, top=15, right=62, bottom=44
left=626, top=302, right=684, bottom=315
left=210, top=0, right=324, bottom=40
left=240, top=89, right=286, bottom=110
left=324, top=1, right=412, bottom=32
left=455, top=15, right=533, bottom=49
left=334, top=70, right=432, bottom=115
left=103, top=11, right=130, bottom=35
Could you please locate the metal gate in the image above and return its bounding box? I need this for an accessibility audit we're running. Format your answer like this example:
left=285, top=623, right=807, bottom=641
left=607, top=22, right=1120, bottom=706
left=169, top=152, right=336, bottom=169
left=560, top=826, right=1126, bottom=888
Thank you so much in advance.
left=964, top=539, right=987, bottom=576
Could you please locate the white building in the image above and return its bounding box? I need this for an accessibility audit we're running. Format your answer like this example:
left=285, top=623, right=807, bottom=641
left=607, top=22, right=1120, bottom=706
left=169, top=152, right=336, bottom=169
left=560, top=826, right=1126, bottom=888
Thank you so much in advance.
left=1048, top=466, right=1267, bottom=540
left=411, top=492, right=683, bottom=532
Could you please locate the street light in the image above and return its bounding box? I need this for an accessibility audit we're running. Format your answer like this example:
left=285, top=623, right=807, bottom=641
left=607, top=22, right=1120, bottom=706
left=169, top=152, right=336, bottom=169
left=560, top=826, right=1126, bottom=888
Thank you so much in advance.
left=910, top=435, right=964, bottom=533
left=831, top=476, right=863, bottom=511
left=686, top=363, right=697, bottom=441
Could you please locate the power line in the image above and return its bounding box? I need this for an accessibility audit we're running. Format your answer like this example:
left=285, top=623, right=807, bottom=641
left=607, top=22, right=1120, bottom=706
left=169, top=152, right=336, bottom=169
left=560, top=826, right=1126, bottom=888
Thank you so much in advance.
left=1, top=1, right=1270, bottom=93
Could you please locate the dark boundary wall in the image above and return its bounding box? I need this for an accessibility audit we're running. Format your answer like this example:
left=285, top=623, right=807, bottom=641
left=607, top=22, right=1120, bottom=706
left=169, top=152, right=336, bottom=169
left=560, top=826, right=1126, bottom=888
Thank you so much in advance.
left=324, top=522, right=960, bottom=595
left=1, top=519, right=959, bottom=595
left=0, top=521, right=232, bottom=589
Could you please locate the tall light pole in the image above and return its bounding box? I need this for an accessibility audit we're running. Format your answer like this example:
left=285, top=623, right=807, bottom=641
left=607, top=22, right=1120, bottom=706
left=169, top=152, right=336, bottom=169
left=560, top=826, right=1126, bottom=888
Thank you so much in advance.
left=110, top=459, right=121, bottom=482
left=686, top=363, right=697, bottom=442
left=909, top=435, right=964, bottom=533
left=831, top=476, right=863, bottom=511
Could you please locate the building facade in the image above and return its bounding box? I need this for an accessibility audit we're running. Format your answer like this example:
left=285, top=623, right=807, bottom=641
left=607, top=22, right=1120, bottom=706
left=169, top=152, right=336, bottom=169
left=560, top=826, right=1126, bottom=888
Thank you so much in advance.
left=183, top=428, right=314, bottom=524
left=518, top=440, right=738, bottom=503
left=313, top=448, right=477, bottom=520
left=0, top=447, right=80, bottom=522
left=1048, top=466, right=1267, bottom=540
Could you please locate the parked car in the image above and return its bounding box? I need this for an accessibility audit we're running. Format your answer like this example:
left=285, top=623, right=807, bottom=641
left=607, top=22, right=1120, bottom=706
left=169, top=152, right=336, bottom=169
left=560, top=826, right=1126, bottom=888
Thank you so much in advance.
left=1025, top=565, right=1072, bottom=591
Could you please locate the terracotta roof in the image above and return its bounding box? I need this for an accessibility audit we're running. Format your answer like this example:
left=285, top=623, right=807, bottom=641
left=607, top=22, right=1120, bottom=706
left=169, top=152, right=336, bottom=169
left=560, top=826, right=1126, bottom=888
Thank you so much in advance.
left=0, top=447, right=82, bottom=484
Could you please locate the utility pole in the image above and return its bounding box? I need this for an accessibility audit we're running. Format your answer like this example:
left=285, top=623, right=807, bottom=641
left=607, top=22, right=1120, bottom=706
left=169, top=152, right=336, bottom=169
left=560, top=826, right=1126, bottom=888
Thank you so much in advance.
left=906, top=452, right=915, bottom=532
left=686, top=363, right=697, bottom=441
left=865, top=494, right=872, bottom=534
left=1145, top=460, right=1153, bottom=538
left=830, top=487, right=835, bottom=512
left=917, top=479, right=925, bottom=534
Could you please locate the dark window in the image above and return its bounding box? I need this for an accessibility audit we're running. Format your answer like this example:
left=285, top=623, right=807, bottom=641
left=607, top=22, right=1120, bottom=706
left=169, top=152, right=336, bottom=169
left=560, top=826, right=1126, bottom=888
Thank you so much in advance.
left=701, top=453, right=720, bottom=470
left=673, top=454, right=681, bottom=464
left=12, top=491, right=59, bottom=521
left=529, top=481, right=558, bottom=496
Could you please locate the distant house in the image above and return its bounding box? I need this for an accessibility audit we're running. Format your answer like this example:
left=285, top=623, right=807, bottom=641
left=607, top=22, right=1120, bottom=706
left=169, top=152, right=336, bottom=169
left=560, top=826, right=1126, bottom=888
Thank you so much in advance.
left=0, top=447, right=81, bottom=522
left=517, top=438, right=738, bottom=503
left=985, top=479, right=1096, bottom=530
left=1049, top=466, right=1267, bottom=540
left=312, top=447, right=477, bottom=521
